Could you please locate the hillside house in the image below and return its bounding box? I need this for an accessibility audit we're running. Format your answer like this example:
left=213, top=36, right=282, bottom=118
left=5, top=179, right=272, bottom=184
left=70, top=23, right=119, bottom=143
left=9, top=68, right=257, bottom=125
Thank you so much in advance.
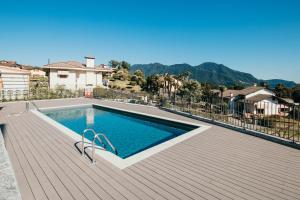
left=43, top=56, right=114, bottom=91
left=221, top=86, right=293, bottom=116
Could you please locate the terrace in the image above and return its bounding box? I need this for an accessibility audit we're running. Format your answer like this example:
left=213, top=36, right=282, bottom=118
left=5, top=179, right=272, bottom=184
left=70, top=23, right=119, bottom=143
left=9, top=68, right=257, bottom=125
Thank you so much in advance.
left=1, top=98, right=300, bottom=200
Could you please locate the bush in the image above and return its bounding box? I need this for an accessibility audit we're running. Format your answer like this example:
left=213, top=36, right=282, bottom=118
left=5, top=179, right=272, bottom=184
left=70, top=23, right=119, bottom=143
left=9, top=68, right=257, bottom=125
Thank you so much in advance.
left=130, top=81, right=137, bottom=86
left=158, top=96, right=168, bottom=107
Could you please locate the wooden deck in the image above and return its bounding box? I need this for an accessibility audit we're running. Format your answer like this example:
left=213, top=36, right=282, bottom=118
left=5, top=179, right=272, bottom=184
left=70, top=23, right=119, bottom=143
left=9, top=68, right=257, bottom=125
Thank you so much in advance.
left=1, top=98, right=300, bottom=200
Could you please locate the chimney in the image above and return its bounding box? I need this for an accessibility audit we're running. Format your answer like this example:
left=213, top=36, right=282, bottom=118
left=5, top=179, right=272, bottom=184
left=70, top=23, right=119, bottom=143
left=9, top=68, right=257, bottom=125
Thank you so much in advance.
left=85, top=56, right=95, bottom=68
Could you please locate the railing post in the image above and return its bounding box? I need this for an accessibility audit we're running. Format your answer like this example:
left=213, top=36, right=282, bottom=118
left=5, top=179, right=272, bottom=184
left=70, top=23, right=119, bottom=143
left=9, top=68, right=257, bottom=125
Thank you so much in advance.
left=243, top=98, right=246, bottom=130
left=81, top=134, right=85, bottom=157
left=293, top=105, right=295, bottom=143
left=92, top=139, right=96, bottom=164
left=26, top=102, right=30, bottom=112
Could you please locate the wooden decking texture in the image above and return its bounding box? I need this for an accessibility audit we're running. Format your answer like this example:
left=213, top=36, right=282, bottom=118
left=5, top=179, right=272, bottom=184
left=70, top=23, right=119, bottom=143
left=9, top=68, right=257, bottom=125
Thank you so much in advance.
left=1, top=98, right=300, bottom=200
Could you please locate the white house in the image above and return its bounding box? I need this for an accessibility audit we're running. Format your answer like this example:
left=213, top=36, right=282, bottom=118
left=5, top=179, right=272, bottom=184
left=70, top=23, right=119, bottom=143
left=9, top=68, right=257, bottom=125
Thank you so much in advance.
left=222, top=86, right=292, bottom=116
left=0, top=65, right=30, bottom=99
left=43, top=56, right=114, bottom=90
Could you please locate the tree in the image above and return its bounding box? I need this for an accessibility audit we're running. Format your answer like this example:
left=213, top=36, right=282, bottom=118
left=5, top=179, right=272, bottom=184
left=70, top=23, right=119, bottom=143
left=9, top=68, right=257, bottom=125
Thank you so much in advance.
left=274, top=84, right=292, bottom=98
left=292, top=85, right=300, bottom=103
left=163, top=73, right=173, bottom=98
left=142, top=74, right=161, bottom=95
left=120, top=61, right=131, bottom=70
left=259, top=81, right=270, bottom=89
left=108, top=60, right=120, bottom=68
left=131, top=70, right=145, bottom=86
left=134, top=69, right=144, bottom=78
left=202, top=83, right=212, bottom=98
left=178, top=71, right=191, bottom=82
left=219, top=85, right=227, bottom=102
left=112, top=69, right=130, bottom=81
left=228, top=83, right=245, bottom=90
left=177, top=80, right=201, bottom=104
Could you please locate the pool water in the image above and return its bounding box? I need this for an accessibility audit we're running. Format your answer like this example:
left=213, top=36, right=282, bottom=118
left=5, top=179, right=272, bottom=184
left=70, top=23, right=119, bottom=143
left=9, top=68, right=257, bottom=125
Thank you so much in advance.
left=43, top=105, right=196, bottom=159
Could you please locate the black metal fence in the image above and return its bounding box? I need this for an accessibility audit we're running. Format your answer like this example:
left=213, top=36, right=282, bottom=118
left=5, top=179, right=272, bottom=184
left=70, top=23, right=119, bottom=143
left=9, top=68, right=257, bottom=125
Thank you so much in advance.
left=165, top=97, right=300, bottom=143
left=93, top=87, right=152, bottom=105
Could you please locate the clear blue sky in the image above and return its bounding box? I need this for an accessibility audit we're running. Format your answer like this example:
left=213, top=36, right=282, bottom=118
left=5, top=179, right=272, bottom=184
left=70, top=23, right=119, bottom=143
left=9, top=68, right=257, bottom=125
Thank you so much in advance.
left=0, top=0, right=299, bottom=82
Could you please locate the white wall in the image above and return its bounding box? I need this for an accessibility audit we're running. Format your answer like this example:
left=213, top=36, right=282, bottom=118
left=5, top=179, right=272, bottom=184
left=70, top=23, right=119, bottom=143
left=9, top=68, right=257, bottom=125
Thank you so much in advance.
left=86, top=58, right=95, bottom=68
left=49, top=69, right=104, bottom=90
left=254, top=98, right=279, bottom=115
left=96, top=73, right=103, bottom=86
left=1, top=73, right=29, bottom=91
left=76, top=72, right=86, bottom=89
left=49, top=69, right=76, bottom=90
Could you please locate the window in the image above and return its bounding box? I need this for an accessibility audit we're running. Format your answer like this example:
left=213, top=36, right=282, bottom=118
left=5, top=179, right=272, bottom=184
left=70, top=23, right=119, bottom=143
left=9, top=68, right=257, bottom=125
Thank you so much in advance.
left=279, top=107, right=289, bottom=112
left=59, top=75, right=68, bottom=78
left=256, top=108, right=264, bottom=114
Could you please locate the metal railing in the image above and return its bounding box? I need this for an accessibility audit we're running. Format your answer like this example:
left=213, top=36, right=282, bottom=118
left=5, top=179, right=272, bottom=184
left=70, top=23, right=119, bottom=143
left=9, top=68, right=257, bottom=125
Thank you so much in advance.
left=81, top=129, right=99, bottom=156
left=92, top=133, right=117, bottom=163
left=165, top=97, right=300, bottom=143
left=82, top=128, right=117, bottom=163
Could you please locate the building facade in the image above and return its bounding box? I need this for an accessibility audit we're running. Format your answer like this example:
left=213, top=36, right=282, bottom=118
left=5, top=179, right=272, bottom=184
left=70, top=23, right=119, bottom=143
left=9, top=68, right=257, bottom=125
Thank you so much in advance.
left=222, top=86, right=292, bottom=116
left=43, top=57, right=114, bottom=90
left=0, top=65, right=30, bottom=100
left=0, top=65, right=30, bottom=91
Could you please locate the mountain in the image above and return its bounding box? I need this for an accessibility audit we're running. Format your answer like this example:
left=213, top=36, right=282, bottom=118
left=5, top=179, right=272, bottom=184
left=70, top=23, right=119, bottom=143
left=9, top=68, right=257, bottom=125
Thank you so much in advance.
left=131, top=62, right=257, bottom=86
left=263, top=79, right=297, bottom=89
left=130, top=62, right=296, bottom=87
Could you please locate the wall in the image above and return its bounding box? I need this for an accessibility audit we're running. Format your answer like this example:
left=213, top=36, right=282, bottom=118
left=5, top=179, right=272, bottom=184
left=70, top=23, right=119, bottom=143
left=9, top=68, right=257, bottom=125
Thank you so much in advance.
left=86, top=58, right=95, bottom=68
left=96, top=72, right=103, bottom=86
left=1, top=73, right=29, bottom=91
left=254, top=98, right=279, bottom=115
left=49, top=69, right=76, bottom=90
left=49, top=69, right=104, bottom=90
left=246, top=89, right=274, bottom=99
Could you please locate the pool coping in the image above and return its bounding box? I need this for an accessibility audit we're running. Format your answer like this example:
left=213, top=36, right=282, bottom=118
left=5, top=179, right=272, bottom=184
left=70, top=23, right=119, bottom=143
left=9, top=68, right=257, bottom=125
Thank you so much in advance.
left=31, top=103, right=211, bottom=169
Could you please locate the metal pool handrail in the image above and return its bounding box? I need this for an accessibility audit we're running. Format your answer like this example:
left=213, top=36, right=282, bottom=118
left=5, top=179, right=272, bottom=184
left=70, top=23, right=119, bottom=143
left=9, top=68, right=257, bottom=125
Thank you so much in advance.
left=82, top=129, right=104, bottom=156
left=92, top=133, right=118, bottom=163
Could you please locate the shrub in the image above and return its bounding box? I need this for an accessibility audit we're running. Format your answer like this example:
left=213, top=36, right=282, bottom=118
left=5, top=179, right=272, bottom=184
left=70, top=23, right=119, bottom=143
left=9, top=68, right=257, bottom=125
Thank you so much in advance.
left=130, top=81, right=137, bottom=86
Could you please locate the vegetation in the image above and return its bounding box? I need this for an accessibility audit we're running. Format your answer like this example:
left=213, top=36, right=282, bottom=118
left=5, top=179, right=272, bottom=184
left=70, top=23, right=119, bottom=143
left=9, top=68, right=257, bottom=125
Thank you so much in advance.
left=292, top=84, right=300, bottom=103
left=273, top=83, right=292, bottom=98
left=109, top=60, right=131, bottom=70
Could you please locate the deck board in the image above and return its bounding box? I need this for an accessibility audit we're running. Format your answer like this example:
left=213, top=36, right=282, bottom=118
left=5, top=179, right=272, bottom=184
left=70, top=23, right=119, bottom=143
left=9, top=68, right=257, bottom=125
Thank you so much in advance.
left=1, top=98, right=300, bottom=200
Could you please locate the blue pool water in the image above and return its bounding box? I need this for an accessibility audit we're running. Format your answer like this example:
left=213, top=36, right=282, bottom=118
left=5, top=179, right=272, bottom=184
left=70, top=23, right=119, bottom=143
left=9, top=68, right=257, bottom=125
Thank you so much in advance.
left=43, top=105, right=196, bottom=158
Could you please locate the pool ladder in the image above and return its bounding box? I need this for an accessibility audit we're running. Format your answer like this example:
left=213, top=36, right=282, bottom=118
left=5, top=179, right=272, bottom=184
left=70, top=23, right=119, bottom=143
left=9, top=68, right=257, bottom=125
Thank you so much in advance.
left=81, top=128, right=118, bottom=163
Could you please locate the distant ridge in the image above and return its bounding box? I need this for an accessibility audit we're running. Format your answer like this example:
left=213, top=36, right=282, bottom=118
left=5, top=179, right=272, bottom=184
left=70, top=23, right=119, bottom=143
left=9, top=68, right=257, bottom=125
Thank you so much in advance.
left=130, top=62, right=296, bottom=88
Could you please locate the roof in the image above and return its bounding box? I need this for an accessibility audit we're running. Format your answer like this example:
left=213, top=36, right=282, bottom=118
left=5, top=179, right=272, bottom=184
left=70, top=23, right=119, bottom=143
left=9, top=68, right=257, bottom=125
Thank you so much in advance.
left=280, top=98, right=294, bottom=104
left=0, top=65, right=30, bottom=74
left=222, top=86, right=268, bottom=98
left=239, top=86, right=266, bottom=95
left=84, top=56, right=95, bottom=59
left=246, top=94, right=274, bottom=102
left=43, top=61, right=114, bottom=72
left=222, top=89, right=241, bottom=98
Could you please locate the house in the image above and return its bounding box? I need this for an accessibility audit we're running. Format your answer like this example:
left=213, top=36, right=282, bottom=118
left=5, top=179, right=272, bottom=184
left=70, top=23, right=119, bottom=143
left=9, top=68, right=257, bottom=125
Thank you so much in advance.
left=221, top=86, right=292, bottom=116
left=0, top=65, right=30, bottom=99
left=43, top=56, right=114, bottom=91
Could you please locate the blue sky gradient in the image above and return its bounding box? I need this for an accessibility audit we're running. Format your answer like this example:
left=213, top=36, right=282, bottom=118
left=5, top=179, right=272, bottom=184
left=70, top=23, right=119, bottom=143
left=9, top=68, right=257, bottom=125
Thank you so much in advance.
left=0, top=0, right=299, bottom=82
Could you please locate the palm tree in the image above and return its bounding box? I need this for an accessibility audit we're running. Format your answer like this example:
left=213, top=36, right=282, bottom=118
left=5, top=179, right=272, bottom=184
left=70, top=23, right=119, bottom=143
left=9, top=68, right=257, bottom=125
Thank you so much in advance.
left=219, top=85, right=227, bottom=103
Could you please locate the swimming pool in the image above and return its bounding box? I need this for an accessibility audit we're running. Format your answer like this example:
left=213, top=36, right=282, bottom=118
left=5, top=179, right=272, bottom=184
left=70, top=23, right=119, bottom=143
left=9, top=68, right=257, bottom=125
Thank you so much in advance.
left=43, top=105, right=196, bottom=158
left=34, top=104, right=210, bottom=168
